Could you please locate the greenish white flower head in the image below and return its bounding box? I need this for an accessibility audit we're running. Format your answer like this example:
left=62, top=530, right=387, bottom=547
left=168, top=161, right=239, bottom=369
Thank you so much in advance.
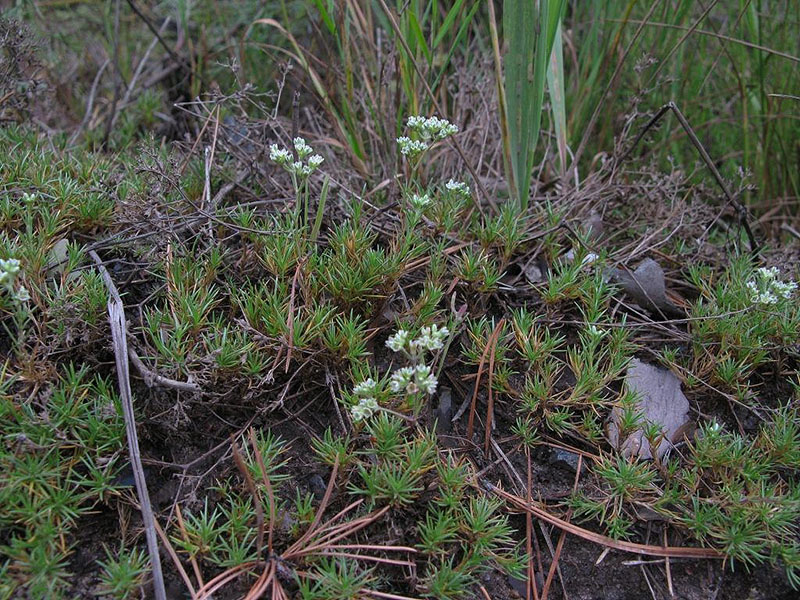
left=353, top=378, right=378, bottom=397
left=386, top=330, right=411, bottom=353
left=350, top=396, right=379, bottom=422
left=406, top=115, right=459, bottom=141
left=269, top=137, right=324, bottom=178
left=293, top=137, right=313, bottom=159
left=397, top=115, right=458, bottom=159
left=386, top=325, right=449, bottom=356
left=408, top=193, right=431, bottom=210
left=410, top=324, right=449, bottom=352
left=445, top=179, right=470, bottom=199
left=746, top=267, right=797, bottom=305
left=389, top=364, right=438, bottom=395
left=397, top=137, right=429, bottom=158
left=0, top=258, right=21, bottom=289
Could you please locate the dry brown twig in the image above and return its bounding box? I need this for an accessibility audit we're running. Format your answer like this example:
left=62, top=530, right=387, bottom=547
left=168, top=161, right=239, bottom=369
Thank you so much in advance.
left=486, top=481, right=723, bottom=560
left=89, top=250, right=167, bottom=600
left=190, top=430, right=418, bottom=600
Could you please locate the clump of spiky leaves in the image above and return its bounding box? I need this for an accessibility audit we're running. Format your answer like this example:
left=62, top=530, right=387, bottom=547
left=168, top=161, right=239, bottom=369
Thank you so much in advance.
left=680, top=256, right=799, bottom=398
left=0, top=365, right=125, bottom=598
left=96, top=545, right=150, bottom=600
left=569, top=403, right=800, bottom=585
left=175, top=419, right=524, bottom=599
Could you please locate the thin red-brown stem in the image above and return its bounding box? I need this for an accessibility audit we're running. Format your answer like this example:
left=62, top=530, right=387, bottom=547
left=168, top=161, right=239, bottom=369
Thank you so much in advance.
left=541, top=456, right=582, bottom=600
left=248, top=428, right=276, bottom=554
left=526, top=447, right=539, bottom=600
left=175, top=504, right=205, bottom=591
left=467, top=320, right=504, bottom=440
left=466, top=345, right=491, bottom=440
left=231, top=436, right=265, bottom=561
left=491, top=485, right=722, bottom=559
left=483, top=319, right=505, bottom=455
left=152, top=517, right=196, bottom=598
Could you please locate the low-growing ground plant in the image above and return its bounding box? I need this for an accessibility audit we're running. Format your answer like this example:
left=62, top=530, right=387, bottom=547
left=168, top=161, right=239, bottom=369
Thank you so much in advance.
left=2, top=2, right=799, bottom=596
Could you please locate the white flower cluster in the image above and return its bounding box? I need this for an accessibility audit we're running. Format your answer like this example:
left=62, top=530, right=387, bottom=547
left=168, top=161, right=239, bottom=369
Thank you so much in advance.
left=349, top=378, right=380, bottom=422
left=585, top=324, right=607, bottom=341
left=386, top=324, right=449, bottom=355
left=396, top=137, right=429, bottom=158
left=269, top=137, right=324, bottom=177
left=0, top=258, right=29, bottom=302
left=350, top=396, right=379, bottom=422
left=411, top=324, right=449, bottom=352
left=397, top=115, right=458, bottom=158
left=389, top=364, right=438, bottom=395
left=347, top=325, right=449, bottom=422
left=408, top=193, right=431, bottom=210
left=445, top=179, right=470, bottom=199
left=746, top=267, right=797, bottom=305
left=385, top=330, right=410, bottom=352
left=406, top=116, right=459, bottom=140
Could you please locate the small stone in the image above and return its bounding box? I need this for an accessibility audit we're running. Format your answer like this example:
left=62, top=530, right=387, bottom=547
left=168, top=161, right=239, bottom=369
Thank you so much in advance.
left=46, top=238, right=69, bottom=275
left=608, top=359, right=691, bottom=460
left=307, top=473, right=327, bottom=500
left=435, top=387, right=453, bottom=434
left=549, top=448, right=580, bottom=472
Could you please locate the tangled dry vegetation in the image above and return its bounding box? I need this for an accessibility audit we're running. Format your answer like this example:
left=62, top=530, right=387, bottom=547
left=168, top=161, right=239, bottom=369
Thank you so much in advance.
left=1, top=3, right=799, bottom=600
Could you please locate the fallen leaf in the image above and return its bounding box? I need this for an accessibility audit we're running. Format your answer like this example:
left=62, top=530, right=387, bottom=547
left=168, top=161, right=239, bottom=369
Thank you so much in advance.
left=608, top=359, right=691, bottom=460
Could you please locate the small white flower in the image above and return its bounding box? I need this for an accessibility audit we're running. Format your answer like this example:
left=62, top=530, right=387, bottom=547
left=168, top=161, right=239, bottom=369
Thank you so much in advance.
left=22, top=192, right=36, bottom=203
left=386, top=330, right=410, bottom=352
left=353, top=378, right=377, bottom=397
left=397, top=136, right=429, bottom=157
left=269, top=144, right=292, bottom=165
left=409, top=117, right=458, bottom=140
left=757, top=267, right=779, bottom=280
left=14, top=287, right=30, bottom=302
left=747, top=267, right=796, bottom=305
left=413, top=364, right=438, bottom=395
left=351, top=397, right=379, bottom=422
left=406, top=115, right=427, bottom=129
left=389, top=365, right=438, bottom=395
left=390, top=366, right=415, bottom=392
left=409, top=193, right=431, bottom=210
left=586, top=324, right=607, bottom=340
left=413, top=324, right=449, bottom=351
left=445, top=179, right=470, bottom=198
left=307, top=154, right=324, bottom=169
left=774, top=280, right=797, bottom=299
left=293, top=137, right=313, bottom=159
left=0, top=258, right=21, bottom=276
left=758, top=291, right=778, bottom=305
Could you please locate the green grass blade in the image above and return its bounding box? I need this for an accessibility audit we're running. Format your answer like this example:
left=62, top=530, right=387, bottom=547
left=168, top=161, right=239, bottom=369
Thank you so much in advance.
left=547, top=20, right=568, bottom=173
left=432, top=0, right=467, bottom=50
left=312, top=0, right=336, bottom=36
left=504, top=0, right=564, bottom=209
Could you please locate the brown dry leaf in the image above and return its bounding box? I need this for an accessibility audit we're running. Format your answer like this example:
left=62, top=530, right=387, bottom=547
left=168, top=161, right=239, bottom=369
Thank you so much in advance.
left=608, top=359, right=691, bottom=460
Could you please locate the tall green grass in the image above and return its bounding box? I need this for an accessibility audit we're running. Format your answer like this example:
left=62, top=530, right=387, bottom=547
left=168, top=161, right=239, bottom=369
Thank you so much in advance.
left=561, top=0, right=799, bottom=208
left=13, top=0, right=798, bottom=208
left=500, top=0, right=564, bottom=211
